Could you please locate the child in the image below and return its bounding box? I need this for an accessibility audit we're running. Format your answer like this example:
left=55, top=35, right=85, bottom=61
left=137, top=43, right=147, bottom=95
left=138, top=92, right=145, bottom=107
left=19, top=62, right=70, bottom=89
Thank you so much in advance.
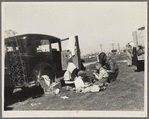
left=93, top=62, right=109, bottom=87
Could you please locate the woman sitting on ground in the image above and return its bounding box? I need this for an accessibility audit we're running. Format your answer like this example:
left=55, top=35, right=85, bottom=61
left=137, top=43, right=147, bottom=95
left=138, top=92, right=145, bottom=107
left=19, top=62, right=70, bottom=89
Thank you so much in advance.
left=98, top=52, right=119, bottom=83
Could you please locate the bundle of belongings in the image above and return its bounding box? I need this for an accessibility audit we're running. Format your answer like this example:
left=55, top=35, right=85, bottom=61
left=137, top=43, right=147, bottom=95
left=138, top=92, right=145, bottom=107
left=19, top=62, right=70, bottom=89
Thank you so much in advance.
left=62, top=38, right=111, bottom=93
left=62, top=62, right=108, bottom=93
left=39, top=75, right=53, bottom=95
left=137, top=45, right=145, bottom=56
left=73, top=71, right=103, bottom=93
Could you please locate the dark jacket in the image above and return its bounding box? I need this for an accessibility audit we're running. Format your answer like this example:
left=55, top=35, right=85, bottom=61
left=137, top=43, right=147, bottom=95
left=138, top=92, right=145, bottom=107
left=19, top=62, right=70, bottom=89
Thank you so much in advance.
left=103, top=57, right=119, bottom=72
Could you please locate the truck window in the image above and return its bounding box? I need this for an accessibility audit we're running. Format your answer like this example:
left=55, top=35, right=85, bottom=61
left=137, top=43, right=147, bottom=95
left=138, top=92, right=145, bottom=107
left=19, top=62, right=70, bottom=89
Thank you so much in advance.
left=36, top=39, right=50, bottom=52
left=51, top=42, right=60, bottom=51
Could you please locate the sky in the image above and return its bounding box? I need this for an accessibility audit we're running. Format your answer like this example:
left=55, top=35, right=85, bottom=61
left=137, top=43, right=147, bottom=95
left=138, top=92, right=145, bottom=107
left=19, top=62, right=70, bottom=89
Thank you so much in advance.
left=2, top=2, right=147, bottom=55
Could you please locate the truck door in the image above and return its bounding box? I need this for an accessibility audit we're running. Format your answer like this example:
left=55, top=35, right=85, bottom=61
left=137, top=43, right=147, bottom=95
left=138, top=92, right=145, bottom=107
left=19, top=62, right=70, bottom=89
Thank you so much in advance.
left=51, top=41, right=62, bottom=71
left=61, top=36, right=81, bottom=70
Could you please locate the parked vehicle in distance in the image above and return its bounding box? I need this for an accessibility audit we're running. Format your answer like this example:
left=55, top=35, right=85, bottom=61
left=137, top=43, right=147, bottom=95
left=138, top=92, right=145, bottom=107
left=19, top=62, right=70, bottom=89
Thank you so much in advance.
left=111, top=49, right=117, bottom=55
left=132, top=26, right=145, bottom=71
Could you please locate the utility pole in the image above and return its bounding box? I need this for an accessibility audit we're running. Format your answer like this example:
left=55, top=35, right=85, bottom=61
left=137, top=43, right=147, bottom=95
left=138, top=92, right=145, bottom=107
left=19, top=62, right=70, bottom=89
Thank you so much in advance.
left=117, top=43, right=120, bottom=52
left=100, top=44, right=102, bottom=52
left=111, top=43, right=115, bottom=50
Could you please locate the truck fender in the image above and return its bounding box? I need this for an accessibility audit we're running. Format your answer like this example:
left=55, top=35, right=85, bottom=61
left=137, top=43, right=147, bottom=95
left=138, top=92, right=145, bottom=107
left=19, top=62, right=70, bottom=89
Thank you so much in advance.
left=32, top=62, right=56, bottom=85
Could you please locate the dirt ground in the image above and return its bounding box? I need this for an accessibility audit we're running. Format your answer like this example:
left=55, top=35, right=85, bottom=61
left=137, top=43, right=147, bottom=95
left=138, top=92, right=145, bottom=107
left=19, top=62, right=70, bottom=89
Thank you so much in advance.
left=4, top=54, right=144, bottom=111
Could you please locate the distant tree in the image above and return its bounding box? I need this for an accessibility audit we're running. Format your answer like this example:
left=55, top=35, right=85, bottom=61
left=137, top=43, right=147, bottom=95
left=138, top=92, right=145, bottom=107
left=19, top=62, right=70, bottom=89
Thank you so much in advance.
left=4, top=30, right=18, bottom=38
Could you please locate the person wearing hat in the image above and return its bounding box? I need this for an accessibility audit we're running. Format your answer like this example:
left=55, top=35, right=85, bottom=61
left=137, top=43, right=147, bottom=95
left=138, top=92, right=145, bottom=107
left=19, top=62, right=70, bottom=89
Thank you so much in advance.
left=98, top=52, right=119, bottom=83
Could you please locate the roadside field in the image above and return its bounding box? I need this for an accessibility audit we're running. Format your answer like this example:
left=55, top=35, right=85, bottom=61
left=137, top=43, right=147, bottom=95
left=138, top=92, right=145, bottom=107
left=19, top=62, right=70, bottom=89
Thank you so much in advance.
left=4, top=54, right=144, bottom=111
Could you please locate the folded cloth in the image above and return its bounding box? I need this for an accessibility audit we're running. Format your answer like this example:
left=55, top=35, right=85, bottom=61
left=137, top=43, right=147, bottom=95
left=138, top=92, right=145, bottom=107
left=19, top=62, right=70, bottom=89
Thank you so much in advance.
left=41, top=75, right=51, bottom=87
left=76, top=85, right=100, bottom=93
left=66, top=36, right=76, bottom=56
left=90, top=85, right=100, bottom=92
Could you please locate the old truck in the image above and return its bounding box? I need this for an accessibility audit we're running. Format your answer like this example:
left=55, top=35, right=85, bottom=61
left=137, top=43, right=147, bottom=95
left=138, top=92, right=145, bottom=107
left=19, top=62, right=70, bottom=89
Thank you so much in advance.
left=132, top=26, right=145, bottom=71
left=4, top=34, right=84, bottom=96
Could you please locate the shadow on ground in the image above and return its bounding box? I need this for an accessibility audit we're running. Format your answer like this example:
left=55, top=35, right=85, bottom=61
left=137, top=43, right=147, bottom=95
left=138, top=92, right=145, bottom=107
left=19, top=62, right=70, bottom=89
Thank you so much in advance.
left=4, top=86, right=44, bottom=111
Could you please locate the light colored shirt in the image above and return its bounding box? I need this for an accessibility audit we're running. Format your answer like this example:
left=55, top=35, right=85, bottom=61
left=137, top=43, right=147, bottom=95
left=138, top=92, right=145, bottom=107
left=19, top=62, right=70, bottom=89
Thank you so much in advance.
left=64, top=62, right=76, bottom=81
left=97, top=67, right=109, bottom=80
left=67, top=62, right=76, bottom=73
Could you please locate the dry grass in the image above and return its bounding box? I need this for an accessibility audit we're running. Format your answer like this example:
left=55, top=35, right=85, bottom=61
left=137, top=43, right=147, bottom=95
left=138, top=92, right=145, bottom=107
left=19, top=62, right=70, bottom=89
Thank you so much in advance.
left=5, top=54, right=144, bottom=111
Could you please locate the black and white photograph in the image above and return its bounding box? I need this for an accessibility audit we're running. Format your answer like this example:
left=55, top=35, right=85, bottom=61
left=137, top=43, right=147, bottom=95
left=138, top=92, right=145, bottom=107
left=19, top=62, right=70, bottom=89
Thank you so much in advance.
left=2, top=2, right=147, bottom=117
